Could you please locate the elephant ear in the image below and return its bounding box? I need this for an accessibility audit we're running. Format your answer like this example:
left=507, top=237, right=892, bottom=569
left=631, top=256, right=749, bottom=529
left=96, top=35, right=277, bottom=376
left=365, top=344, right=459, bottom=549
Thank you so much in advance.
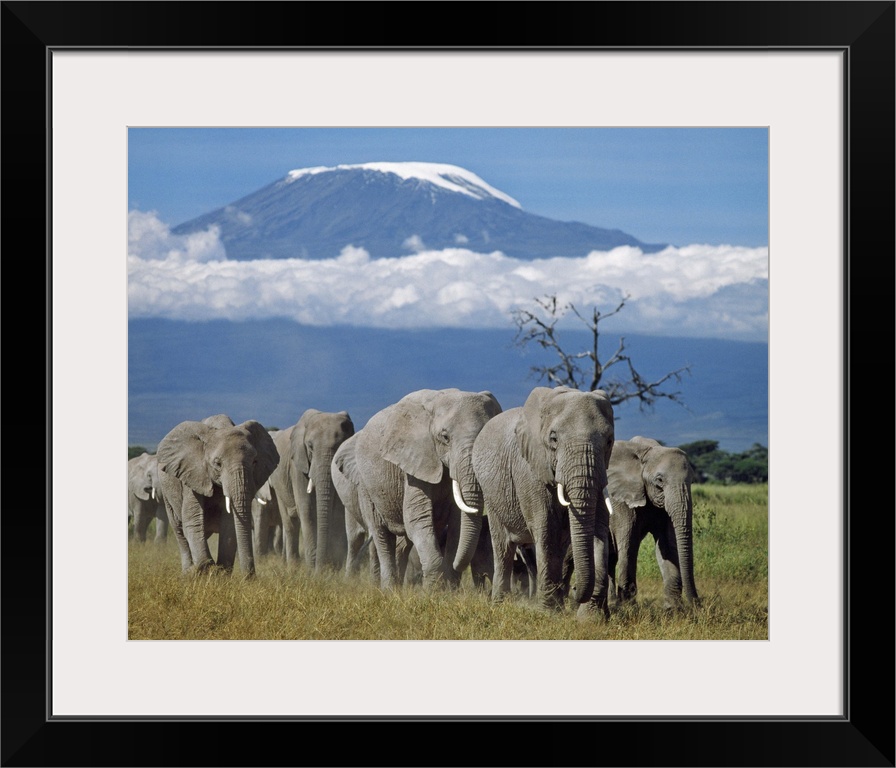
left=629, top=435, right=662, bottom=448
left=239, top=420, right=280, bottom=488
left=203, top=413, right=236, bottom=429
left=515, top=387, right=556, bottom=486
left=607, top=440, right=649, bottom=508
left=156, top=421, right=215, bottom=497
left=380, top=398, right=443, bottom=484
left=255, top=479, right=273, bottom=504
left=477, top=390, right=503, bottom=418
left=289, top=409, right=321, bottom=480
left=334, top=434, right=362, bottom=488
left=127, top=453, right=151, bottom=500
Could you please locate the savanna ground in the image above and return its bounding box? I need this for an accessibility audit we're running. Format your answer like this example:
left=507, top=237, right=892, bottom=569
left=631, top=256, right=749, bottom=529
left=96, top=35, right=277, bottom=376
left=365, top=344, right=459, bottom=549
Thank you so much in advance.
left=128, top=484, right=768, bottom=640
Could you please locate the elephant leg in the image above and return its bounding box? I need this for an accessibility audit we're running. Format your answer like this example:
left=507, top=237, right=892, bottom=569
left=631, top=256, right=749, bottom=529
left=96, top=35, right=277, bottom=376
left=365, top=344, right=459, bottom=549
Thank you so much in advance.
left=252, top=523, right=266, bottom=558
left=577, top=520, right=611, bottom=620
left=370, top=525, right=398, bottom=590
left=520, top=545, right=538, bottom=599
left=440, top=505, right=463, bottom=588
left=653, top=517, right=684, bottom=609
left=558, top=546, right=575, bottom=601
left=533, top=534, right=565, bottom=612
left=608, top=527, right=620, bottom=602
left=280, top=509, right=300, bottom=566
left=328, top=499, right=348, bottom=570
left=169, top=515, right=194, bottom=572
left=368, top=541, right=381, bottom=584
left=614, top=510, right=642, bottom=603
left=490, top=525, right=515, bottom=603
left=345, top=527, right=367, bottom=578
left=154, top=511, right=168, bottom=542
left=403, top=479, right=445, bottom=591
left=133, top=508, right=150, bottom=543
left=296, top=492, right=316, bottom=568
left=180, top=494, right=214, bottom=572
left=395, top=535, right=413, bottom=585
left=216, top=507, right=237, bottom=571
left=273, top=525, right=283, bottom=555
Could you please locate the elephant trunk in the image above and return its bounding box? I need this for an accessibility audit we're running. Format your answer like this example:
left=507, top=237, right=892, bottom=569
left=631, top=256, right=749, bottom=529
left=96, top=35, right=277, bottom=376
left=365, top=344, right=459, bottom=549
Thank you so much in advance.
left=559, top=443, right=602, bottom=604
left=669, top=485, right=699, bottom=604
left=312, top=450, right=336, bottom=573
left=451, top=449, right=484, bottom=573
left=225, top=468, right=256, bottom=577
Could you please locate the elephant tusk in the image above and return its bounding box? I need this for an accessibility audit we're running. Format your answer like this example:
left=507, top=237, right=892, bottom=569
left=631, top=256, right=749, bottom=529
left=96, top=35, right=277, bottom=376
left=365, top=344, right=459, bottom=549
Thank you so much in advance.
left=256, top=497, right=267, bottom=506
left=306, top=478, right=314, bottom=494
left=604, top=486, right=614, bottom=516
left=225, top=496, right=232, bottom=515
left=452, top=479, right=478, bottom=514
left=151, top=488, right=155, bottom=501
left=603, top=487, right=614, bottom=516
left=557, top=483, right=571, bottom=507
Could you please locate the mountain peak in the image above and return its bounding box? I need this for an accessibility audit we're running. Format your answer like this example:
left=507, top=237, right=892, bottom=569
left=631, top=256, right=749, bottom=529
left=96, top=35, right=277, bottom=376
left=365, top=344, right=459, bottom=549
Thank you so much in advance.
left=284, top=161, right=522, bottom=209
left=171, top=161, right=668, bottom=260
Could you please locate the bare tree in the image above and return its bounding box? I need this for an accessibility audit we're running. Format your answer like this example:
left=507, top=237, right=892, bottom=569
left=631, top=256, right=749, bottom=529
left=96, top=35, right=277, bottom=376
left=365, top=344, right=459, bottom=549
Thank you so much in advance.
left=511, top=293, right=691, bottom=411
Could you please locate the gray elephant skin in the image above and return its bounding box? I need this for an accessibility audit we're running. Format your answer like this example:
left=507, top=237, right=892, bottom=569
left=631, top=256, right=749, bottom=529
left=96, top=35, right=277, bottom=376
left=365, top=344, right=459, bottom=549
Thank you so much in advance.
left=267, top=409, right=355, bottom=572
left=606, top=437, right=700, bottom=609
left=251, top=478, right=283, bottom=558
left=157, top=414, right=280, bottom=577
left=352, top=388, right=502, bottom=590
left=336, top=430, right=499, bottom=589
left=127, top=452, right=168, bottom=542
left=468, top=386, right=615, bottom=617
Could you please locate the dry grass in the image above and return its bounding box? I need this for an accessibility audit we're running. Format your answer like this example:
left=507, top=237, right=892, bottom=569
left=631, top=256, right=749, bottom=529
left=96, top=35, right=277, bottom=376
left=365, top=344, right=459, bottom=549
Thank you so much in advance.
left=129, top=484, right=767, bottom=641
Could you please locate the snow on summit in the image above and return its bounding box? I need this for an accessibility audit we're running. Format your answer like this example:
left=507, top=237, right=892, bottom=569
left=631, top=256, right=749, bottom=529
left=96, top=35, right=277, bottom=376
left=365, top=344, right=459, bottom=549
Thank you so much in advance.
left=286, top=162, right=522, bottom=208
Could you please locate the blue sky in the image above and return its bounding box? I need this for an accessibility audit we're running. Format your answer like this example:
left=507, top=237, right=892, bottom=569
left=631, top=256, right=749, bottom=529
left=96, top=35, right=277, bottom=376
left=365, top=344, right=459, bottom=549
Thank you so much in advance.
left=129, top=127, right=768, bottom=247
left=128, top=127, right=769, bottom=342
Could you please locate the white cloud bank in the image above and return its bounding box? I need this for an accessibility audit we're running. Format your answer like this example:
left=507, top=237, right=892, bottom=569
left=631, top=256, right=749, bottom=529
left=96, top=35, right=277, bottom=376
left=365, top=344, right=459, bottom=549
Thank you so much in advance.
left=127, top=211, right=769, bottom=340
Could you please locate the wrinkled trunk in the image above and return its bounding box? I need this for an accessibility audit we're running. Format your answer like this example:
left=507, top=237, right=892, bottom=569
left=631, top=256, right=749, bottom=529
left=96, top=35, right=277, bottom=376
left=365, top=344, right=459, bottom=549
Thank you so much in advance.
left=312, top=451, right=336, bottom=572
left=450, top=449, right=485, bottom=572
left=560, top=443, right=602, bottom=604
left=669, top=486, right=698, bottom=603
left=224, top=469, right=256, bottom=578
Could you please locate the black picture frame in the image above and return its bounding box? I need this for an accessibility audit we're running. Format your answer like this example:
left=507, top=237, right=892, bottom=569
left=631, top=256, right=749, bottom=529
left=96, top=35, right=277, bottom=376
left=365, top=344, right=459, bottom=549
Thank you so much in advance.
left=4, top=2, right=893, bottom=766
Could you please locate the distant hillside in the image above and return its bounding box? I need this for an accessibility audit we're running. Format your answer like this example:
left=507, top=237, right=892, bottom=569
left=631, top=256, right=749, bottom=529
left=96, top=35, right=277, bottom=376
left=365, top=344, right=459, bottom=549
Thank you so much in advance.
left=128, top=318, right=767, bottom=453
left=171, top=162, right=668, bottom=260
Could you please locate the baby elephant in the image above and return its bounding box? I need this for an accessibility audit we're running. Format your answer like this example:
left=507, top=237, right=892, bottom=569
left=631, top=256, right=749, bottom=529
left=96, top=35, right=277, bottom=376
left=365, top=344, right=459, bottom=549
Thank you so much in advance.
left=606, top=437, right=700, bottom=609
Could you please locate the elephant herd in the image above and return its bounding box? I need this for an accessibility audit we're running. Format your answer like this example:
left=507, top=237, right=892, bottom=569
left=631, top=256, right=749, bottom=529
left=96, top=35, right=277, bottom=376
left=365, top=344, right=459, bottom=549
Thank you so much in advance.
left=128, top=386, right=701, bottom=617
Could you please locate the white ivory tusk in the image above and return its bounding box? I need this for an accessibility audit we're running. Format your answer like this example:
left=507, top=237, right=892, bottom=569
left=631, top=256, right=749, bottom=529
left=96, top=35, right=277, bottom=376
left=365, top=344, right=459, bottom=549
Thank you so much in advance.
left=452, top=479, right=478, bottom=514
left=557, top=483, right=571, bottom=507
left=256, top=497, right=267, bottom=506
left=604, top=486, right=614, bottom=516
left=151, top=488, right=155, bottom=500
left=307, top=478, right=314, bottom=494
left=225, top=496, right=232, bottom=514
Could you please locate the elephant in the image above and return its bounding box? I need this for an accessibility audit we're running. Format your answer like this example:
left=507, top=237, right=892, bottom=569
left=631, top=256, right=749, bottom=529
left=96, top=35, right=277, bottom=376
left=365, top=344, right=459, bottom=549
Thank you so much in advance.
left=352, top=388, right=503, bottom=591
left=268, top=409, right=354, bottom=572
left=334, top=432, right=427, bottom=587
left=251, top=479, right=283, bottom=558
left=605, top=437, right=700, bottom=609
left=127, top=452, right=168, bottom=542
left=157, top=414, right=280, bottom=577
left=467, top=386, right=616, bottom=617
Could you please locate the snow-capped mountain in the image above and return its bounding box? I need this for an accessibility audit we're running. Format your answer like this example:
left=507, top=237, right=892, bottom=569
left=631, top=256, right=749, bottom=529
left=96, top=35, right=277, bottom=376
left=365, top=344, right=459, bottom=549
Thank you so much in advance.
left=171, top=162, right=668, bottom=260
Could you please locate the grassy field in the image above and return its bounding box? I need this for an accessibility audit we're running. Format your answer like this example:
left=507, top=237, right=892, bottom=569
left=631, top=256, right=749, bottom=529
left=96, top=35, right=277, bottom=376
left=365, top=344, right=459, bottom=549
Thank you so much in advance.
left=128, top=483, right=768, bottom=640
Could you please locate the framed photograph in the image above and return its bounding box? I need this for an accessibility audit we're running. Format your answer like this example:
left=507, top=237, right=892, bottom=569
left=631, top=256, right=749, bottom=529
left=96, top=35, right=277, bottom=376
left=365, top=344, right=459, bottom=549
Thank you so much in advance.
left=7, top=1, right=893, bottom=765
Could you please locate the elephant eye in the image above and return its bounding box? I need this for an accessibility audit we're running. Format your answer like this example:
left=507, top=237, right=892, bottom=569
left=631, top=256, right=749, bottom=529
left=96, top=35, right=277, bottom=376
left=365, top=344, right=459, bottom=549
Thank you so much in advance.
left=654, top=474, right=665, bottom=488
left=213, top=456, right=223, bottom=468
left=548, top=431, right=558, bottom=448
left=438, top=429, right=450, bottom=445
